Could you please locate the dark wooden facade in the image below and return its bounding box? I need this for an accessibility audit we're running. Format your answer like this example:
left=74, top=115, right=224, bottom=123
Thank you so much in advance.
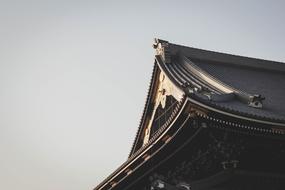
left=94, top=39, right=285, bottom=190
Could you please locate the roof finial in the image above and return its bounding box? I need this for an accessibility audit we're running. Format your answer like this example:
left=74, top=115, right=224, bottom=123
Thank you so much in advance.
left=153, top=38, right=171, bottom=64
left=248, top=94, right=265, bottom=108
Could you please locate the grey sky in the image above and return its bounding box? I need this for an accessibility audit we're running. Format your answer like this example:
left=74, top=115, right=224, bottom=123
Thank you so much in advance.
left=0, top=1, right=285, bottom=190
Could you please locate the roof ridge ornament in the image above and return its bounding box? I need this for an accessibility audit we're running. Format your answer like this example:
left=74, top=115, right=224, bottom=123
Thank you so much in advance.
left=248, top=94, right=265, bottom=108
left=153, top=38, right=171, bottom=64
left=179, top=54, right=266, bottom=109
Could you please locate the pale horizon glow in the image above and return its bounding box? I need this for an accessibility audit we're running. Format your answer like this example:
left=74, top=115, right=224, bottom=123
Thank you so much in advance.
left=1, top=1, right=285, bottom=190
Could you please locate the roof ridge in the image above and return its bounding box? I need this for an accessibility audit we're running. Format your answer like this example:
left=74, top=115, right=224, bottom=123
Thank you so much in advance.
left=168, top=39, right=285, bottom=66
left=153, top=38, right=285, bottom=73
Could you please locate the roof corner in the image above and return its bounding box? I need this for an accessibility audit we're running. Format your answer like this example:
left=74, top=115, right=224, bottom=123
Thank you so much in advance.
left=153, top=38, right=171, bottom=64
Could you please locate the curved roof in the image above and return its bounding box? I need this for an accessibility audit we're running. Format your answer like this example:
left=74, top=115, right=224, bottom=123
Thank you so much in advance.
left=154, top=39, right=285, bottom=124
left=94, top=39, right=285, bottom=190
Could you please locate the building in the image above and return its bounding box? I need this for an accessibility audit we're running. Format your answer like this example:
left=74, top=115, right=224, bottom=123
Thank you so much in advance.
left=94, top=39, right=285, bottom=190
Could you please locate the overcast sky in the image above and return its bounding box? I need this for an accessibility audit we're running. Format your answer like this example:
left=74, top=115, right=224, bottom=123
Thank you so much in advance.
left=1, top=1, right=285, bottom=190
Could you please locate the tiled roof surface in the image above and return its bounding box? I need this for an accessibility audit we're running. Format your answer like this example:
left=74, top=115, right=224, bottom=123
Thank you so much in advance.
left=162, top=40, right=285, bottom=123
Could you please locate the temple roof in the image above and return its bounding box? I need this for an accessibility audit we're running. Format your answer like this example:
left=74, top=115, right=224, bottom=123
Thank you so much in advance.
left=94, top=39, right=285, bottom=190
left=154, top=39, right=285, bottom=124
left=130, top=39, right=285, bottom=156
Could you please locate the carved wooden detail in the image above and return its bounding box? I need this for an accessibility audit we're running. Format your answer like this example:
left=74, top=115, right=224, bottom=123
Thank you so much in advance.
left=143, top=71, right=184, bottom=145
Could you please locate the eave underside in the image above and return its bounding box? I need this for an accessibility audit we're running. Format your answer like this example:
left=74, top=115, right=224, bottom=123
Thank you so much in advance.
left=112, top=102, right=285, bottom=190
left=94, top=98, right=285, bottom=190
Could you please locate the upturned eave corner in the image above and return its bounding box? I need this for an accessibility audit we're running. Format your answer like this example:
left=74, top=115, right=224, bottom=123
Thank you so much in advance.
left=128, top=43, right=186, bottom=157
left=153, top=38, right=171, bottom=64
